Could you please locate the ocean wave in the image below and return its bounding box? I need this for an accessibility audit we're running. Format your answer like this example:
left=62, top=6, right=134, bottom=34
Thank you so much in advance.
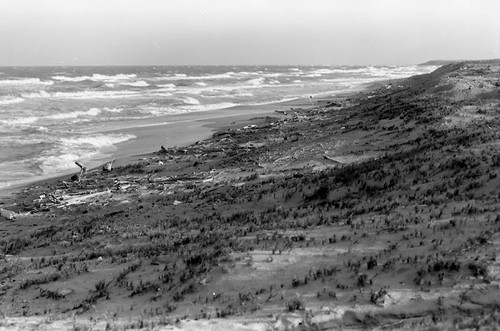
left=23, top=90, right=142, bottom=99
left=35, top=153, right=92, bottom=175
left=182, top=97, right=201, bottom=105
left=52, top=73, right=137, bottom=82
left=153, top=72, right=234, bottom=81
left=60, top=133, right=135, bottom=148
left=0, top=96, right=25, bottom=105
left=103, top=107, right=123, bottom=113
left=0, top=116, right=39, bottom=126
left=137, top=105, right=186, bottom=116
left=244, top=97, right=297, bottom=107
left=234, top=92, right=254, bottom=97
left=137, top=102, right=237, bottom=115
left=47, top=108, right=101, bottom=120
left=0, top=78, right=53, bottom=86
left=157, top=83, right=176, bottom=89
left=121, top=80, right=150, bottom=87
left=0, top=135, right=46, bottom=147
left=179, top=102, right=237, bottom=112
left=21, top=90, right=51, bottom=98
left=303, top=65, right=438, bottom=79
left=245, top=78, right=265, bottom=86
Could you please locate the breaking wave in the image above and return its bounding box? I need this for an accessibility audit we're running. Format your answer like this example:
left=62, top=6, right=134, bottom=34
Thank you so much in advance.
left=60, top=133, right=135, bottom=148
left=182, top=97, right=201, bottom=105
left=47, top=108, right=101, bottom=120
left=0, top=116, right=39, bottom=126
left=179, top=102, right=237, bottom=112
left=0, top=96, right=25, bottom=105
left=52, top=73, right=137, bottom=82
left=121, top=80, right=150, bottom=87
left=0, top=78, right=53, bottom=86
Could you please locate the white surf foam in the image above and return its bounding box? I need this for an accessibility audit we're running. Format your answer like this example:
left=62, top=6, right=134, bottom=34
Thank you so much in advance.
left=179, top=102, right=237, bottom=112
left=158, top=83, right=176, bottom=89
left=47, top=108, right=101, bottom=120
left=59, top=133, right=135, bottom=148
left=35, top=153, right=90, bottom=175
left=22, top=90, right=51, bottom=98
left=52, top=73, right=137, bottom=82
left=0, top=96, right=25, bottom=105
left=154, top=72, right=234, bottom=81
left=182, top=97, right=201, bottom=105
left=0, top=116, right=39, bottom=126
left=121, top=80, right=150, bottom=87
left=245, top=78, right=265, bottom=86
left=23, top=90, right=143, bottom=99
left=0, top=78, right=53, bottom=86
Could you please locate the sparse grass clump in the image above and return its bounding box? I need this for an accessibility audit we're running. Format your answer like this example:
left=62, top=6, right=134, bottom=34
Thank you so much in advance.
left=286, top=297, right=305, bottom=312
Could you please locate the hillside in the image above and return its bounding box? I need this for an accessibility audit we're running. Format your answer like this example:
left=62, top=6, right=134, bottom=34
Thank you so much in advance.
left=1, top=60, right=500, bottom=330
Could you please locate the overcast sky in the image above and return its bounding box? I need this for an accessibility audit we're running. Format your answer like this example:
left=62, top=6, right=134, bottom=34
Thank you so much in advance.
left=0, top=0, right=498, bottom=66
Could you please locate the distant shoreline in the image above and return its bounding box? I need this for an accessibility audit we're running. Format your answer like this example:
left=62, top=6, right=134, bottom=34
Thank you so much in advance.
left=0, top=86, right=367, bottom=198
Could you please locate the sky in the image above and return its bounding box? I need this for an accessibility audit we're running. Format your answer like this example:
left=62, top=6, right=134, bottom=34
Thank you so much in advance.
left=0, top=0, right=498, bottom=66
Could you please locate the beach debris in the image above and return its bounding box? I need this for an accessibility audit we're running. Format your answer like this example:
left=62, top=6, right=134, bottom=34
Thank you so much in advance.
left=0, top=208, right=17, bottom=220
left=173, top=200, right=183, bottom=206
left=75, top=161, right=87, bottom=172
left=102, top=159, right=114, bottom=172
left=71, top=162, right=87, bottom=183
left=322, top=154, right=343, bottom=165
left=58, top=189, right=112, bottom=207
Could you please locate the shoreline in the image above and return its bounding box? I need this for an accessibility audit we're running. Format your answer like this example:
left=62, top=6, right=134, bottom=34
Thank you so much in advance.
left=0, top=86, right=366, bottom=199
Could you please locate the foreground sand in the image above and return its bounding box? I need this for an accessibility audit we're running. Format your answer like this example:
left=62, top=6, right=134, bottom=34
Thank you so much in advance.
left=1, top=60, right=500, bottom=330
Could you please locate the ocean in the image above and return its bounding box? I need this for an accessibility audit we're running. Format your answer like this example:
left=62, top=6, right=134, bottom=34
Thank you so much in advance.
left=0, top=64, right=438, bottom=189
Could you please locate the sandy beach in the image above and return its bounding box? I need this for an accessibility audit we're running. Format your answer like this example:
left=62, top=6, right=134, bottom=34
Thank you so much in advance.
left=2, top=60, right=500, bottom=330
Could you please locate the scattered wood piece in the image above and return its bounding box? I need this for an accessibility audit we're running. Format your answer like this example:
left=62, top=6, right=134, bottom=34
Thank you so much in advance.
left=322, top=154, right=343, bottom=165
left=102, top=159, right=114, bottom=172
left=0, top=208, right=16, bottom=220
left=71, top=162, right=87, bottom=183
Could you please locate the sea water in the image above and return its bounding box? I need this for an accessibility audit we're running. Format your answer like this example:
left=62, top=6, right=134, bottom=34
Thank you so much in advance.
left=0, top=65, right=438, bottom=189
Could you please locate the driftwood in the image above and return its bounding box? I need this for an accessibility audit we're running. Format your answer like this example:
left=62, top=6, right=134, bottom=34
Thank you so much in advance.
left=322, top=155, right=343, bottom=165
left=71, top=162, right=87, bottom=183
left=102, top=159, right=114, bottom=172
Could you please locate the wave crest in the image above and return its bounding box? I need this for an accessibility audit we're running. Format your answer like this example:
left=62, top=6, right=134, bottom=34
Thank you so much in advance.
left=0, top=78, right=53, bottom=86
left=0, top=96, right=25, bottom=105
